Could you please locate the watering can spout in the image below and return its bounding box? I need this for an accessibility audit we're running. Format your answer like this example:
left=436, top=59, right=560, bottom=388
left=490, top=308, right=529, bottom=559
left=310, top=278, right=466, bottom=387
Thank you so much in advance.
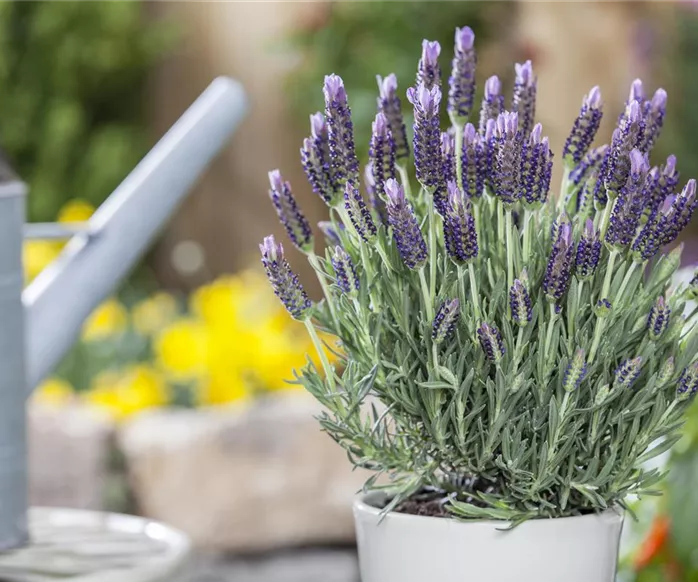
left=23, top=77, right=247, bottom=393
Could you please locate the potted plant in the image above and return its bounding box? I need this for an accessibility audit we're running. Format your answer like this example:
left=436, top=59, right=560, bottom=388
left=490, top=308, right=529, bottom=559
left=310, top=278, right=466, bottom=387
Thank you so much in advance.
left=259, top=26, right=698, bottom=582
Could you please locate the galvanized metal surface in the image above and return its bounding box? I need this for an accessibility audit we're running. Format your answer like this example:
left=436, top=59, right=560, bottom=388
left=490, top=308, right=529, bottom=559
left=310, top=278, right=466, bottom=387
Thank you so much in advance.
left=23, top=76, right=247, bottom=393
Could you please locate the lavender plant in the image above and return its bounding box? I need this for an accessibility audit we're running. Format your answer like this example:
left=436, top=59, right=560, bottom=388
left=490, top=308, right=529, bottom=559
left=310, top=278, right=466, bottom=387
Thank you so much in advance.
left=263, top=27, right=698, bottom=522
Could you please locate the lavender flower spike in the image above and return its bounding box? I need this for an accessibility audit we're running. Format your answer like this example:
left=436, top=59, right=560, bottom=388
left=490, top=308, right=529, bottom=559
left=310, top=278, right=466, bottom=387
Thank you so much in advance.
left=318, top=221, right=342, bottom=246
left=575, top=218, right=601, bottom=280
left=443, top=181, right=479, bottom=264
left=324, top=74, right=360, bottom=190
left=300, top=112, right=336, bottom=206
left=364, top=164, right=388, bottom=227
left=377, top=74, right=409, bottom=160
left=417, top=39, right=441, bottom=89
left=677, top=362, right=698, bottom=400
left=407, top=83, right=443, bottom=190
left=562, top=348, right=588, bottom=392
left=369, top=112, right=396, bottom=198
left=461, top=123, right=486, bottom=199
left=569, top=144, right=608, bottom=189
left=512, top=60, right=537, bottom=137
left=331, top=245, right=360, bottom=297
left=647, top=295, right=670, bottom=340
left=604, top=100, right=644, bottom=198
left=521, top=122, right=553, bottom=208
left=260, top=235, right=312, bottom=320
left=543, top=222, right=575, bottom=302
left=492, top=111, right=522, bottom=206
left=562, top=86, right=603, bottom=167
left=448, top=26, right=476, bottom=122
left=639, top=88, right=667, bottom=154
left=605, top=149, right=649, bottom=249
left=268, top=169, right=313, bottom=252
left=479, top=75, right=504, bottom=135
left=614, top=357, right=643, bottom=390
left=509, top=278, right=532, bottom=327
left=477, top=322, right=506, bottom=363
left=629, top=79, right=645, bottom=103
left=344, top=181, right=377, bottom=243
left=432, top=298, right=460, bottom=344
left=384, top=178, right=427, bottom=270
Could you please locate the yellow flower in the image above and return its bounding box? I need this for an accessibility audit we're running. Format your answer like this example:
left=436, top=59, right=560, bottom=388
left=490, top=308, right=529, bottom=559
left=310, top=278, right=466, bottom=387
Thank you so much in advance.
left=23, top=240, right=61, bottom=282
left=58, top=199, right=95, bottom=223
left=198, top=369, right=249, bottom=406
left=82, top=298, right=128, bottom=341
left=84, top=365, right=167, bottom=420
left=155, top=318, right=208, bottom=379
left=33, top=377, right=74, bottom=406
left=132, top=292, right=179, bottom=336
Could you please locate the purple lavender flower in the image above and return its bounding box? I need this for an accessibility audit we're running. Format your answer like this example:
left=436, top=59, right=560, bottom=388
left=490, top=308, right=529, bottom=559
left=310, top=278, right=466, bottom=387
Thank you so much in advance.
left=569, top=144, right=608, bottom=189
left=443, top=181, right=478, bottom=264
left=300, top=113, right=336, bottom=205
left=324, top=74, right=360, bottom=188
left=432, top=298, right=460, bottom=344
left=677, top=362, right=698, bottom=399
left=407, top=83, right=443, bottom=190
left=268, top=169, right=313, bottom=252
left=509, top=278, right=532, bottom=327
left=417, top=40, right=441, bottom=89
left=344, top=181, right=377, bottom=243
left=461, top=123, right=486, bottom=199
left=369, top=112, right=396, bottom=198
left=260, top=235, right=312, bottom=320
left=520, top=123, right=553, bottom=208
left=377, top=74, right=409, bottom=160
left=639, top=88, right=667, bottom=154
left=384, top=178, right=427, bottom=270
left=543, top=222, right=575, bottom=302
left=491, top=111, right=522, bottom=206
left=631, top=179, right=697, bottom=260
left=448, top=27, right=476, bottom=122
left=604, top=100, right=644, bottom=197
left=441, top=131, right=456, bottom=188
left=364, top=164, right=388, bottom=227
left=550, top=212, right=572, bottom=246
left=562, top=348, right=588, bottom=392
left=628, top=79, right=645, bottom=103
left=643, top=155, right=679, bottom=219
left=605, top=149, right=649, bottom=249
left=575, top=171, right=598, bottom=216
left=479, top=75, right=504, bottom=135
left=512, top=60, right=537, bottom=137
left=614, top=357, right=643, bottom=390
left=477, top=322, right=505, bottom=363
left=331, top=245, right=360, bottom=297
left=563, top=87, right=603, bottom=167
left=592, top=133, right=615, bottom=207
left=575, top=219, right=601, bottom=280
left=318, top=221, right=343, bottom=246
left=647, top=295, right=670, bottom=340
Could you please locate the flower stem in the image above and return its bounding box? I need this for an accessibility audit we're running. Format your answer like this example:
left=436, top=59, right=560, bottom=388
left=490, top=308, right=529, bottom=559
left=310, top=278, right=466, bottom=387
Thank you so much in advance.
left=556, top=167, right=570, bottom=213
left=616, top=261, right=638, bottom=306
left=308, top=251, right=338, bottom=329
left=522, top=209, right=532, bottom=266
left=468, top=262, right=481, bottom=320
left=427, top=195, right=437, bottom=309
left=505, top=209, right=514, bottom=292
left=398, top=164, right=413, bottom=200
left=601, top=250, right=618, bottom=301
left=304, top=319, right=335, bottom=391
left=597, top=200, right=614, bottom=241
left=544, top=302, right=558, bottom=358
left=419, top=267, right=434, bottom=321
left=454, top=122, right=464, bottom=190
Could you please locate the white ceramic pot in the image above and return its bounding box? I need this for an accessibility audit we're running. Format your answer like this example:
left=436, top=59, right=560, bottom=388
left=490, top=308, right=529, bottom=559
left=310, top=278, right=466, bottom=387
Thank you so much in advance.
left=353, top=492, right=624, bottom=582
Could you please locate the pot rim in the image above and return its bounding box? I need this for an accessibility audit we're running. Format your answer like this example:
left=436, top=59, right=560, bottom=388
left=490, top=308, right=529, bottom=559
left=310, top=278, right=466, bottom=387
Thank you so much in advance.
left=354, top=490, right=624, bottom=527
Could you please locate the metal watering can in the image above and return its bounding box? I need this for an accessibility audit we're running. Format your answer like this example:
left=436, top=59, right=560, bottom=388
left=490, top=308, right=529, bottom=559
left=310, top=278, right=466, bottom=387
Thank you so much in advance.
left=0, top=77, right=246, bottom=552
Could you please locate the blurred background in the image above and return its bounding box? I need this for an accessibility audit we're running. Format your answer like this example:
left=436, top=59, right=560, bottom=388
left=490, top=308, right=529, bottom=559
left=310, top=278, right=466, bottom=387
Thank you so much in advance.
left=9, top=2, right=698, bottom=580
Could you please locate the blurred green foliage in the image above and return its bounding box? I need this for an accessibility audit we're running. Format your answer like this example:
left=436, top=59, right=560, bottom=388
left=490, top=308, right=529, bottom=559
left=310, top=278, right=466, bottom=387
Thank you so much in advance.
left=0, top=1, right=174, bottom=221
left=284, top=1, right=513, bottom=164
